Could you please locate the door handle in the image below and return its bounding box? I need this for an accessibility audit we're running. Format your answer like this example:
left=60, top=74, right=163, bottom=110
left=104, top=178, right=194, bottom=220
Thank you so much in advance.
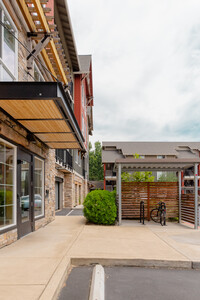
left=17, top=194, right=21, bottom=208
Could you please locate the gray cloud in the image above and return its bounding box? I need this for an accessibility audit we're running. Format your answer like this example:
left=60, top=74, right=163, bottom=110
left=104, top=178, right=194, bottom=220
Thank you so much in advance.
left=68, top=0, right=200, bottom=146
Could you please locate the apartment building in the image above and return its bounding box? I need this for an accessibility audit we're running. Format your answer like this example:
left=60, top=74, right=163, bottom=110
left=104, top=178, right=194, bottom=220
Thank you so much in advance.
left=0, top=0, right=93, bottom=248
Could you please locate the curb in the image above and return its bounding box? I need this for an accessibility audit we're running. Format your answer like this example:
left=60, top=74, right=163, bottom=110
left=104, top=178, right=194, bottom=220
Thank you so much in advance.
left=192, top=261, right=200, bottom=269
left=71, top=257, right=192, bottom=270
left=89, top=265, right=105, bottom=300
left=39, top=256, right=71, bottom=300
left=40, top=258, right=200, bottom=299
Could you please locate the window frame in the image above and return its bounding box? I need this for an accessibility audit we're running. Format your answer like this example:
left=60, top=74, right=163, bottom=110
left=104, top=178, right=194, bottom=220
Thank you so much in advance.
left=34, top=156, right=45, bottom=220
left=0, top=138, right=17, bottom=231
left=157, top=155, right=165, bottom=159
left=34, top=62, right=44, bottom=82
left=0, top=1, right=18, bottom=81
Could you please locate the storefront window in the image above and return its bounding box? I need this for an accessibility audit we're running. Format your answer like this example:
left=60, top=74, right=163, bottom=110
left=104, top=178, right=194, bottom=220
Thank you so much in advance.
left=34, top=157, right=44, bottom=218
left=0, top=139, right=16, bottom=230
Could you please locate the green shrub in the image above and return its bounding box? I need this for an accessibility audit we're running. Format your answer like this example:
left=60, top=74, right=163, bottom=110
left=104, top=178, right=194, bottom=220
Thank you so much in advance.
left=83, top=190, right=117, bottom=225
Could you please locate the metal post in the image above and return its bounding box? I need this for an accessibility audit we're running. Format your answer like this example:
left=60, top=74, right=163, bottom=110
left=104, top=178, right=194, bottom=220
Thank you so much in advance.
left=194, top=164, right=198, bottom=229
left=118, top=163, right=122, bottom=225
left=178, top=171, right=182, bottom=224
left=116, top=169, right=119, bottom=195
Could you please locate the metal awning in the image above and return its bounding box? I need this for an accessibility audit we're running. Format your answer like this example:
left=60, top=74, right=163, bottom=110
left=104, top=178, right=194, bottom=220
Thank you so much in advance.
left=0, top=82, right=85, bottom=151
left=115, top=158, right=200, bottom=171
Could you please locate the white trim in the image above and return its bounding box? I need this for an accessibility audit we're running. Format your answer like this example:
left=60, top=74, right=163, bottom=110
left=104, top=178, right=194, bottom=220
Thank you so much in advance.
left=34, top=156, right=45, bottom=219
left=0, top=138, right=17, bottom=231
left=73, top=170, right=84, bottom=180
left=34, top=62, right=44, bottom=82
left=0, top=2, right=18, bottom=81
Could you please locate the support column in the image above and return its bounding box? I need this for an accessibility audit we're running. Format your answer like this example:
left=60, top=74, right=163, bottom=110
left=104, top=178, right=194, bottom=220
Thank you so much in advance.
left=198, top=154, right=200, bottom=195
left=194, top=164, right=198, bottom=229
left=104, top=164, right=106, bottom=190
left=178, top=171, right=182, bottom=224
left=181, top=171, right=184, bottom=194
left=116, top=169, right=119, bottom=195
left=118, top=163, right=122, bottom=225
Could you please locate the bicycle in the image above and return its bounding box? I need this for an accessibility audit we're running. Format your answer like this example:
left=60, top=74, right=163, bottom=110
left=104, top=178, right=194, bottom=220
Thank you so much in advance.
left=150, top=202, right=166, bottom=226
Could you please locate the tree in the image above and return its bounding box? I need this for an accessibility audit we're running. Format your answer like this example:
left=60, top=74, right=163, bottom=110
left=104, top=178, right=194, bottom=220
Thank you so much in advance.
left=121, top=153, right=155, bottom=182
left=89, top=141, right=104, bottom=180
left=158, top=172, right=177, bottom=182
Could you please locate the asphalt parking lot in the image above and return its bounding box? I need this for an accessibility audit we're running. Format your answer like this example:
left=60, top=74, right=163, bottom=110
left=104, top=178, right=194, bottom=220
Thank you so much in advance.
left=57, top=267, right=93, bottom=300
left=105, top=267, right=200, bottom=300
left=57, top=266, right=200, bottom=300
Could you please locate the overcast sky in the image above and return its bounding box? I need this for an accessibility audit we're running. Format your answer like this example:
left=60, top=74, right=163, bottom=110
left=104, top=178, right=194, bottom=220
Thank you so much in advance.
left=68, top=0, right=200, bottom=146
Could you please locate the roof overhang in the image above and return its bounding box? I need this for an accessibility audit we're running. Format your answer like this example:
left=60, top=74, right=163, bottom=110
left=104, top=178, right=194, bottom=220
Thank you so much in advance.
left=115, top=158, right=200, bottom=172
left=0, top=82, right=85, bottom=151
left=54, top=0, right=80, bottom=72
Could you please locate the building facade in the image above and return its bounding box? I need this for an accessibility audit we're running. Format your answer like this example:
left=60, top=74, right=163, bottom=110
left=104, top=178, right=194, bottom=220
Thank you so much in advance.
left=102, top=142, right=200, bottom=192
left=0, top=0, right=93, bottom=248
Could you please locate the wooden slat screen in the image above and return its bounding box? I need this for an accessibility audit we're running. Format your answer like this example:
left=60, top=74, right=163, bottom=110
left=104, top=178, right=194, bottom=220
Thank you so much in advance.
left=181, top=194, right=195, bottom=224
left=121, top=182, right=179, bottom=220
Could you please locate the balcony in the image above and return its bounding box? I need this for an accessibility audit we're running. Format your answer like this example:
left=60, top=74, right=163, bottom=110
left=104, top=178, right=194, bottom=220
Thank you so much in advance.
left=56, top=149, right=73, bottom=173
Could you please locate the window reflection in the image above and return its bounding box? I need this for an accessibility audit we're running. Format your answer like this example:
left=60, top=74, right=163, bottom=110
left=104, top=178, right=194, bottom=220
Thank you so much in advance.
left=34, top=157, right=44, bottom=217
left=20, top=161, right=30, bottom=223
left=3, top=15, right=15, bottom=74
left=0, top=140, right=15, bottom=229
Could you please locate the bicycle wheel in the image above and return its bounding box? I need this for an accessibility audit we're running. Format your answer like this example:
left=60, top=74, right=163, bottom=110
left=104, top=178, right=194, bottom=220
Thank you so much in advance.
left=150, top=209, right=161, bottom=223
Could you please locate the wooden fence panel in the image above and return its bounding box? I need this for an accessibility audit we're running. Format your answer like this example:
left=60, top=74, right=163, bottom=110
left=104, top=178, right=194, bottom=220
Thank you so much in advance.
left=121, top=182, right=178, bottom=220
left=181, top=194, right=195, bottom=224
left=149, top=182, right=178, bottom=220
left=122, top=182, right=148, bottom=219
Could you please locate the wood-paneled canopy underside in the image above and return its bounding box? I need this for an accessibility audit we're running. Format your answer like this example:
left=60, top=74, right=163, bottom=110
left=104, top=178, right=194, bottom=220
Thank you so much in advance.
left=0, top=82, right=85, bottom=150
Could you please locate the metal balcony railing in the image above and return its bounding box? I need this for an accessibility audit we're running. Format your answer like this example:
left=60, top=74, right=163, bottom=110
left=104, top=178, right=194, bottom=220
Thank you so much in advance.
left=55, top=149, right=73, bottom=171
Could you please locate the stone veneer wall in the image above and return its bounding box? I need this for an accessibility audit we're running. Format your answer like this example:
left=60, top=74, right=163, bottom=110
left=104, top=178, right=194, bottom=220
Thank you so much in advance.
left=63, top=172, right=74, bottom=208
left=0, top=229, right=17, bottom=249
left=62, top=171, right=88, bottom=208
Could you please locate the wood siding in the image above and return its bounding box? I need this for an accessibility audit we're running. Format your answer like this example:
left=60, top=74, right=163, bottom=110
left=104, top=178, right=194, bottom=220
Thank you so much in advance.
left=181, top=194, right=195, bottom=224
left=121, top=182, right=179, bottom=220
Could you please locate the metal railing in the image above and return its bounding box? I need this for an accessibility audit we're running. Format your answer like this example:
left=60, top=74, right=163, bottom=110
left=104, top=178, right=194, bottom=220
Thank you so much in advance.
left=55, top=149, right=73, bottom=171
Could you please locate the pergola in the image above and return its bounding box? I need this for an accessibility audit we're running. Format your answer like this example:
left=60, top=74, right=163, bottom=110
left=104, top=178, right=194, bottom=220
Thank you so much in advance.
left=115, top=158, right=200, bottom=229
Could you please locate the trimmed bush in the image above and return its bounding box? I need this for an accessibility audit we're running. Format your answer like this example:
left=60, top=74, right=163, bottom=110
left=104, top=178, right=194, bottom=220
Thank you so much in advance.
left=83, top=190, right=117, bottom=225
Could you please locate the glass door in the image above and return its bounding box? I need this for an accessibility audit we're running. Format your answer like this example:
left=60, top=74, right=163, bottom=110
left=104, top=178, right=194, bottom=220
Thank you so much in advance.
left=17, top=149, right=33, bottom=238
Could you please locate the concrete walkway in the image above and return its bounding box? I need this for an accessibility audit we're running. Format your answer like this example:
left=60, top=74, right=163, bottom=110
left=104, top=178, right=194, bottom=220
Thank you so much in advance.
left=0, top=217, right=200, bottom=300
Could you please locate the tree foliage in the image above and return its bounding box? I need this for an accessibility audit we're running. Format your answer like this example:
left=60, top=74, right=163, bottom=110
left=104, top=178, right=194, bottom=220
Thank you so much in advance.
left=121, top=153, right=155, bottom=182
left=89, top=141, right=104, bottom=180
left=158, top=172, right=177, bottom=182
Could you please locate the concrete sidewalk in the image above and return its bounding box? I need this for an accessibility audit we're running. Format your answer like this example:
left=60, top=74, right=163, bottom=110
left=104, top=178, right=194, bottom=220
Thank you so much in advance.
left=0, top=217, right=200, bottom=300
